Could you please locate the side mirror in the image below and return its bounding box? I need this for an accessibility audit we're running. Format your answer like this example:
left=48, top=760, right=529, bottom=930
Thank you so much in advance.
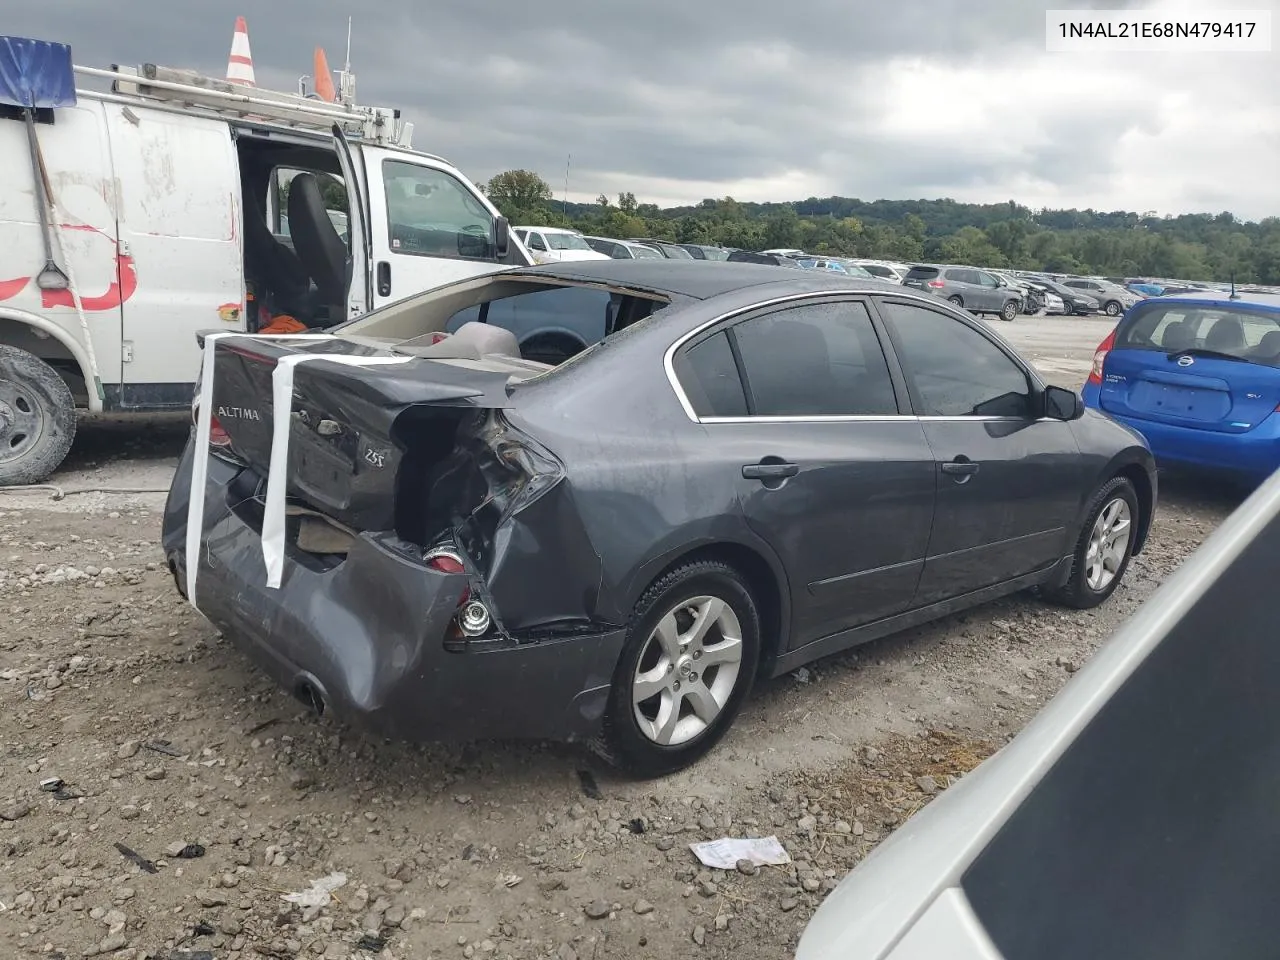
left=1044, top=385, right=1085, bottom=421
left=493, top=216, right=511, bottom=259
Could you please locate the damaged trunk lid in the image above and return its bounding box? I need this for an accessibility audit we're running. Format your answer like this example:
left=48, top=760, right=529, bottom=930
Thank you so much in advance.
left=204, top=335, right=519, bottom=535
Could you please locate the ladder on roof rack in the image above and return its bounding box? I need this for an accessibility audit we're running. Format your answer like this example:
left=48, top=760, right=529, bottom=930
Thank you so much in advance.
left=73, top=62, right=412, bottom=147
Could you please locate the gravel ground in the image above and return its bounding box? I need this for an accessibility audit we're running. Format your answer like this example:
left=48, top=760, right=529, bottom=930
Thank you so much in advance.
left=0, top=326, right=1247, bottom=959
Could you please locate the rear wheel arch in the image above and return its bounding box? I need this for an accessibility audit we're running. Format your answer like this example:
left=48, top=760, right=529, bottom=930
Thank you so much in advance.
left=1114, top=459, right=1155, bottom=554
left=0, top=313, right=97, bottom=410
left=628, top=539, right=789, bottom=674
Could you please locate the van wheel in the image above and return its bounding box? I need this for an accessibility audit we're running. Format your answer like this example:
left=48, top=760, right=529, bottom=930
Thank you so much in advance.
left=591, top=560, right=760, bottom=778
left=0, top=345, right=76, bottom=486
left=1044, top=476, right=1139, bottom=610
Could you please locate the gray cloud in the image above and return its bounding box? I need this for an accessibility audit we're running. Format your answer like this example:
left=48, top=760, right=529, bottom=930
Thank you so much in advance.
left=8, top=0, right=1223, bottom=214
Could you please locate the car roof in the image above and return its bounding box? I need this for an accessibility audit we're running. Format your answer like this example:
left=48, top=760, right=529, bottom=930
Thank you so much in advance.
left=501, top=259, right=908, bottom=301
left=1131, top=290, right=1280, bottom=312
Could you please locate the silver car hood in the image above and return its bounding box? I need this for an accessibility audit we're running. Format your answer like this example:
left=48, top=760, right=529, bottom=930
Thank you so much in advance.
left=797, top=468, right=1280, bottom=960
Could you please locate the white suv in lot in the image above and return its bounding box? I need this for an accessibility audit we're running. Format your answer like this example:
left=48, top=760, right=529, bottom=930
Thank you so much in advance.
left=513, top=226, right=610, bottom=264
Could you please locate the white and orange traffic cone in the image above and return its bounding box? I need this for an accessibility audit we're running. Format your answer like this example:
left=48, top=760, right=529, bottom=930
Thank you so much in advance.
left=226, top=16, right=255, bottom=86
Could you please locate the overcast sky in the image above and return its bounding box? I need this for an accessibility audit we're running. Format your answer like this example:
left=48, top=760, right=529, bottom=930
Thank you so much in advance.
left=11, top=0, right=1278, bottom=219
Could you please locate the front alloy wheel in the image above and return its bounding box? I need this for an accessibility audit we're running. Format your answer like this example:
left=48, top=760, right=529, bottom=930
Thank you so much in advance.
left=1085, top=497, right=1132, bottom=592
left=1045, top=475, right=1139, bottom=609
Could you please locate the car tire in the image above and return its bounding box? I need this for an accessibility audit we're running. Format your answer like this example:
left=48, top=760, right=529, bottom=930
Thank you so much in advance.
left=592, top=560, right=761, bottom=778
left=1001, top=300, right=1019, bottom=322
left=1105, top=300, right=1122, bottom=317
left=947, top=295, right=964, bottom=308
left=0, top=344, right=77, bottom=486
left=1045, top=476, right=1139, bottom=610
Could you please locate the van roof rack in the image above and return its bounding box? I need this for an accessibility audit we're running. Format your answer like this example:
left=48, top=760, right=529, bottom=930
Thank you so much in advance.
left=74, top=61, right=413, bottom=147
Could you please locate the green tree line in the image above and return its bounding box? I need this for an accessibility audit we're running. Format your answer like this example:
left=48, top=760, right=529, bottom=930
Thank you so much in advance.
left=482, top=170, right=1280, bottom=284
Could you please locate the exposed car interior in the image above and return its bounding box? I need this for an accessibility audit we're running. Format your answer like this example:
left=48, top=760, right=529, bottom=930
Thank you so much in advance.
left=336, top=277, right=670, bottom=372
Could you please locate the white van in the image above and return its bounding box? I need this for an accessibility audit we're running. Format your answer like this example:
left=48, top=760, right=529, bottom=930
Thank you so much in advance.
left=0, top=40, right=531, bottom=484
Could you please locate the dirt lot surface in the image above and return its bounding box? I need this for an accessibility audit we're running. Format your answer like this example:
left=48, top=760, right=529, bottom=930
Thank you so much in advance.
left=0, top=323, right=1247, bottom=959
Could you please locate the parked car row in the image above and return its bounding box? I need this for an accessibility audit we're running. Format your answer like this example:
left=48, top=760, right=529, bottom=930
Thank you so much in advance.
left=508, top=227, right=1256, bottom=329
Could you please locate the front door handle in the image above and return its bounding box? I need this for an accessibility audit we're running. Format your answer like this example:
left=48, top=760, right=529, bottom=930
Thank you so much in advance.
left=941, top=457, right=980, bottom=481
left=742, top=461, right=799, bottom=481
left=376, top=260, right=391, bottom=297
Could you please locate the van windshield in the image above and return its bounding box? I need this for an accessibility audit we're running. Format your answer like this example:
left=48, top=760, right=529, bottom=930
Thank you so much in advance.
left=1116, top=304, right=1280, bottom=366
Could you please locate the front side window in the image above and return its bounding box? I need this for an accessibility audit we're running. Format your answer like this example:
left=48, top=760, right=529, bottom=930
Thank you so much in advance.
left=382, top=160, right=496, bottom=261
left=879, top=300, right=1033, bottom=417
left=730, top=300, right=898, bottom=417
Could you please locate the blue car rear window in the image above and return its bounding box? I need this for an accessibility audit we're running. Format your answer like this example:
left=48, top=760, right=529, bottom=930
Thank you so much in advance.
left=1117, top=304, right=1280, bottom=366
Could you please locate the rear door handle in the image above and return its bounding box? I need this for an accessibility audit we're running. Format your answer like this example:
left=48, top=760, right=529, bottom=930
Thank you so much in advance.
left=742, top=462, right=799, bottom=480
left=376, top=261, right=392, bottom=297
left=941, top=458, right=980, bottom=479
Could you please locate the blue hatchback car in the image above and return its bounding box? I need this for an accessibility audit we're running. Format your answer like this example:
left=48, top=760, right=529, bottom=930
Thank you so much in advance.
left=1083, top=291, right=1280, bottom=482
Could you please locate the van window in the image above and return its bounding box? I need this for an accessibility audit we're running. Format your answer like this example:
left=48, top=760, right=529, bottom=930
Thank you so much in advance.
left=273, top=167, right=347, bottom=242
left=382, top=160, right=498, bottom=261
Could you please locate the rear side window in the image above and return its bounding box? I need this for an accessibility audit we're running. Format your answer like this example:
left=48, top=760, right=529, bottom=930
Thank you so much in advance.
left=1116, top=305, right=1280, bottom=365
left=879, top=300, right=1033, bottom=417
left=674, top=331, right=748, bottom=417
left=731, top=300, right=898, bottom=417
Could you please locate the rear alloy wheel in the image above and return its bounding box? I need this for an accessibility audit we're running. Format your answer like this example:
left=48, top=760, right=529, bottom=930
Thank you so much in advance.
left=947, top=295, right=964, bottom=308
left=593, top=561, right=760, bottom=777
left=1105, top=300, right=1123, bottom=317
left=1045, top=476, right=1139, bottom=609
left=1001, top=299, right=1019, bottom=322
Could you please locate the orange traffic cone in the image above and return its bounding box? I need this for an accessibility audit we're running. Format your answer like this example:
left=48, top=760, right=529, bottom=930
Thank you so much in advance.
left=226, top=16, right=255, bottom=86
left=313, top=47, right=336, bottom=102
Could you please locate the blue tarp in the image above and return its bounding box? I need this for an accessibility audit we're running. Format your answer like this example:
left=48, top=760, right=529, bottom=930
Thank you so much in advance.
left=0, top=36, right=76, bottom=109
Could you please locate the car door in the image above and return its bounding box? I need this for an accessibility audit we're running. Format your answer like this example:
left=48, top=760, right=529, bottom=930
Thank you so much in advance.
left=976, top=271, right=1007, bottom=311
left=364, top=150, right=516, bottom=304
left=874, top=297, right=1084, bottom=604
left=670, top=297, right=936, bottom=647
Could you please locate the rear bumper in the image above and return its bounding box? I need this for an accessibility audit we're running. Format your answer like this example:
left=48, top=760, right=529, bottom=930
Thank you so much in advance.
left=161, top=439, right=626, bottom=743
left=1083, top=386, right=1280, bottom=479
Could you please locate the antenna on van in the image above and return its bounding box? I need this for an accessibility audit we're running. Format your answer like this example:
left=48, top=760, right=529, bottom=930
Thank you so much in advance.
left=1229, top=271, right=1240, bottom=300
left=336, top=16, right=356, bottom=105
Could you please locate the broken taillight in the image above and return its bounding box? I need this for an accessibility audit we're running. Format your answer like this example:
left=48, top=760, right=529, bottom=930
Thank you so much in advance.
left=208, top=414, right=232, bottom=448
left=425, top=549, right=470, bottom=606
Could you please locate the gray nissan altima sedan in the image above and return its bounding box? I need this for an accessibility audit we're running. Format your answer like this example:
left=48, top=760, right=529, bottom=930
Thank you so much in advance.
left=161, top=260, right=1156, bottom=776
